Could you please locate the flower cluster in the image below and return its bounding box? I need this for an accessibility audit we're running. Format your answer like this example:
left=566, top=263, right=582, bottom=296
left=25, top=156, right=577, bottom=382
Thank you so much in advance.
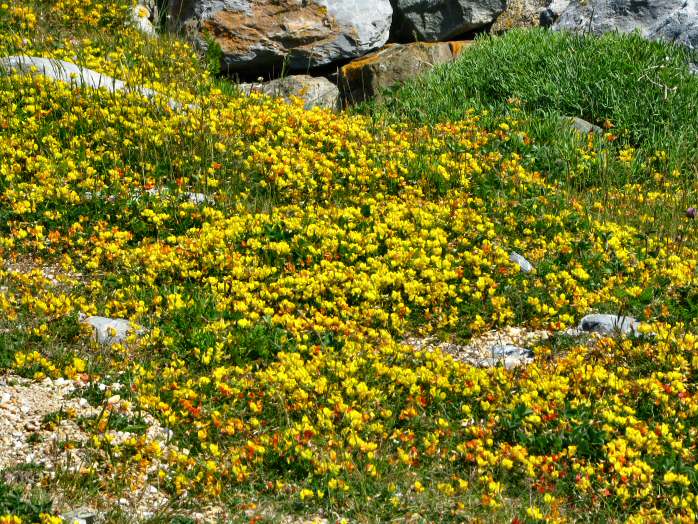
left=1, top=1, right=697, bottom=522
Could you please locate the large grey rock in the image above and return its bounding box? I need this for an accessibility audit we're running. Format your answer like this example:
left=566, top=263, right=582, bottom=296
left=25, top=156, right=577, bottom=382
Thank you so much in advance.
left=168, top=0, right=392, bottom=72
left=0, top=56, right=180, bottom=109
left=551, top=0, right=698, bottom=49
left=579, top=313, right=639, bottom=336
left=391, top=0, right=506, bottom=41
left=339, top=41, right=471, bottom=103
left=239, top=75, right=340, bottom=110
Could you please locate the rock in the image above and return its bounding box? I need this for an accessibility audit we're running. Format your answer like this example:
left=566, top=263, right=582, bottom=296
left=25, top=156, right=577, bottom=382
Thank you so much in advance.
left=185, top=192, right=213, bottom=205
left=61, top=507, right=98, bottom=524
left=168, top=0, right=392, bottom=73
left=492, top=344, right=533, bottom=359
left=492, top=0, right=550, bottom=32
left=476, top=344, right=534, bottom=369
left=539, top=0, right=570, bottom=27
left=144, top=187, right=214, bottom=204
left=0, top=56, right=180, bottom=109
left=509, top=251, right=533, bottom=273
left=239, top=75, right=340, bottom=110
left=81, top=316, right=144, bottom=345
left=565, top=116, right=602, bottom=135
left=107, top=394, right=121, bottom=405
left=552, top=0, right=698, bottom=49
left=579, top=313, right=640, bottom=336
left=391, top=0, right=506, bottom=41
left=130, top=5, right=156, bottom=36
left=339, top=41, right=471, bottom=103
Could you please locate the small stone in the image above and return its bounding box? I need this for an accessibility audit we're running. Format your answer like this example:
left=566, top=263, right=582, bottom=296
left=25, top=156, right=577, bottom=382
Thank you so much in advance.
left=61, top=507, right=98, bottom=524
left=579, top=313, right=640, bottom=336
left=107, top=394, right=121, bottom=405
left=509, top=251, right=533, bottom=273
left=81, top=316, right=144, bottom=345
left=566, top=116, right=602, bottom=135
left=491, top=344, right=534, bottom=359
left=130, top=5, right=156, bottom=36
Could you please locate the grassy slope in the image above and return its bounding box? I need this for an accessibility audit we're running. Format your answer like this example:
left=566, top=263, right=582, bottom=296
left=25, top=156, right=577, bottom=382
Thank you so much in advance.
left=1, top=3, right=698, bottom=523
left=362, top=29, right=698, bottom=193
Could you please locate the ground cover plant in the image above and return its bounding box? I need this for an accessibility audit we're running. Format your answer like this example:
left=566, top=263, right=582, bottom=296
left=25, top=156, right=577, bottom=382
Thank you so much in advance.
left=1, top=1, right=698, bottom=522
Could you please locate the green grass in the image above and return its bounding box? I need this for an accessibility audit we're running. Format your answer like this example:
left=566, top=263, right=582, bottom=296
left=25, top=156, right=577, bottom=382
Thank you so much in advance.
left=361, top=28, right=698, bottom=185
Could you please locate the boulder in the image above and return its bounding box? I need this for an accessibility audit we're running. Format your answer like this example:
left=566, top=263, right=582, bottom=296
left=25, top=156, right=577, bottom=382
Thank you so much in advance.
left=168, top=0, right=392, bottom=73
left=339, top=41, right=471, bottom=103
left=391, top=0, right=506, bottom=41
left=492, top=0, right=550, bottom=32
left=578, top=313, right=639, bottom=336
left=551, top=0, right=698, bottom=49
left=238, top=75, right=340, bottom=110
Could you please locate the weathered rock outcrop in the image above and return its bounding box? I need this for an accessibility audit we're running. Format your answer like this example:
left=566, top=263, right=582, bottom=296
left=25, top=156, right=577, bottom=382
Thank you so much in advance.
left=239, top=74, right=340, bottom=110
left=339, top=41, right=471, bottom=103
left=168, top=0, right=393, bottom=73
left=549, top=0, right=698, bottom=49
left=391, top=0, right=506, bottom=41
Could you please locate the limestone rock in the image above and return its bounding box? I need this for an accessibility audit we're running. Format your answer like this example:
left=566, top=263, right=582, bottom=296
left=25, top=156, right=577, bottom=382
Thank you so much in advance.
left=239, top=75, right=340, bottom=110
left=551, top=0, right=698, bottom=49
left=61, top=508, right=98, bottom=524
left=339, top=41, right=471, bottom=103
left=81, top=315, right=144, bottom=346
left=0, top=56, right=180, bottom=109
left=130, top=5, right=156, bottom=36
left=144, top=187, right=215, bottom=204
left=579, top=314, right=640, bottom=336
left=566, top=116, right=602, bottom=134
left=168, top=0, right=392, bottom=72
left=391, top=0, right=506, bottom=41
left=509, top=251, right=533, bottom=273
left=478, top=344, right=534, bottom=368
